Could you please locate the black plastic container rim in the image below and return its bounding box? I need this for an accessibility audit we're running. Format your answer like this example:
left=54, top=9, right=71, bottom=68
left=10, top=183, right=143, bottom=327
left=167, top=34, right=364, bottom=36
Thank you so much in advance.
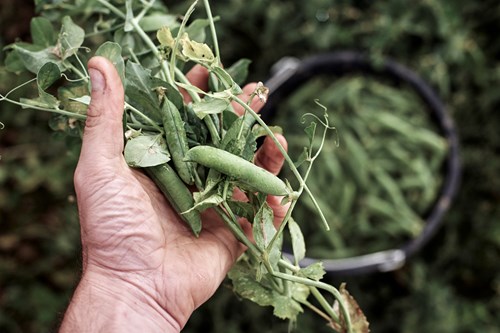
left=261, top=50, right=461, bottom=276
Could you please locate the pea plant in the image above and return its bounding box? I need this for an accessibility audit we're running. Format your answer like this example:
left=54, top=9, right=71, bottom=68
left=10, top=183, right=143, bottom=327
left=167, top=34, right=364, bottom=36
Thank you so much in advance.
left=0, top=0, right=368, bottom=331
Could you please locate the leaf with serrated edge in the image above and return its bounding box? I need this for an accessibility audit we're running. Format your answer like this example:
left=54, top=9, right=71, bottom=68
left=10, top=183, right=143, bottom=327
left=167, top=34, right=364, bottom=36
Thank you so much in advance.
left=228, top=259, right=302, bottom=321
left=300, top=262, right=325, bottom=281
left=331, top=283, right=370, bottom=333
left=226, top=59, right=251, bottom=86
left=272, top=294, right=303, bottom=320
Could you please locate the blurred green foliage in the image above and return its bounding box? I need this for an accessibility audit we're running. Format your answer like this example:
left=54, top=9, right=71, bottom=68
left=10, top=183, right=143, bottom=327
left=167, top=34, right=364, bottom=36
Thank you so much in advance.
left=1, top=0, right=499, bottom=332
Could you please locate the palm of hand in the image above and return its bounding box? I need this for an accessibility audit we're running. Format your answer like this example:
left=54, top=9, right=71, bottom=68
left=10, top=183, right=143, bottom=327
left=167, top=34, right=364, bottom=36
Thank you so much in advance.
left=76, top=160, right=243, bottom=321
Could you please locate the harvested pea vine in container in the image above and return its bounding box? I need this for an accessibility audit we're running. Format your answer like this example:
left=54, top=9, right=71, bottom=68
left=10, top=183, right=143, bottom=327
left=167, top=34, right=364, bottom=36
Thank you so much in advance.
left=273, top=76, right=448, bottom=260
left=0, top=0, right=369, bottom=331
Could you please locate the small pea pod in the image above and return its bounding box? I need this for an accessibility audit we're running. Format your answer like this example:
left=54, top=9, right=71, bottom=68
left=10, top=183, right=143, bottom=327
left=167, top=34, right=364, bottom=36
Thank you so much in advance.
left=185, top=145, right=290, bottom=196
left=146, top=163, right=202, bottom=236
left=161, top=99, right=195, bottom=185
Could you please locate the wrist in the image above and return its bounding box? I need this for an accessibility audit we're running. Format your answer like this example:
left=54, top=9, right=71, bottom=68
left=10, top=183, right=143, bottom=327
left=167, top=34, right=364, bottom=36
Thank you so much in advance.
left=60, top=269, right=182, bottom=333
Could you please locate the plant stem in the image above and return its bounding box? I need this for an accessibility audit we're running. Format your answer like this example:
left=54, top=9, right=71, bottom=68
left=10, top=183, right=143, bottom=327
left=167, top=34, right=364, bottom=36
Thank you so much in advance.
left=136, top=0, right=155, bottom=22
left=96, top=0, right=174, bottom=84
left=125, top=102, right=163, bottom=133
left=0, top=97, right=87, bottom=120
left=96, top=0, right=126, bottom=19
left=174, top=67, right=221, bottom=146
left=203, top=0, right=220, bottom=61
left=272, top=271, right=352, bottom=333
left=214, top=207, right=260, bottom=258
left=170, top=0, right=198, bottom=83
left=299, top=299, right=333, bottom=323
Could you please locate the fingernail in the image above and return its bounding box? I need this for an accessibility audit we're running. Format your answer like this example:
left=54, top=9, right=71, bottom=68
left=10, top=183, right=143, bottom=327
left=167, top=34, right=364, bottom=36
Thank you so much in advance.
left=89, top=68, right=105, bottom=92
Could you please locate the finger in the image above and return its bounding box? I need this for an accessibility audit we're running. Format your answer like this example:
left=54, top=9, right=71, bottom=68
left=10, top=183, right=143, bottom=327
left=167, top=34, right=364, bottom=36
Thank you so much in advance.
left=254, top=134, right=287, bottom=176
left=267, top=194, right=290, bottom=228
left=254, top=134, right=290, bottom=227
left=78, top=56, right=125, bottom=168
left=231, top=82, right=266, bottom=116
left=180, top=65, right=209, bottom=103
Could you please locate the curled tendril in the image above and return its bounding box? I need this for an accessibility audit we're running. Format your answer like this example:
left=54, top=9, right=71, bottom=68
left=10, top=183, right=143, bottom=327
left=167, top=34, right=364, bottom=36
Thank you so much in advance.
left=300, top=100, right=335, bottom=130
left=299, top=99, right=339, bottom=147
left=0, top=122, right=4, bottom=129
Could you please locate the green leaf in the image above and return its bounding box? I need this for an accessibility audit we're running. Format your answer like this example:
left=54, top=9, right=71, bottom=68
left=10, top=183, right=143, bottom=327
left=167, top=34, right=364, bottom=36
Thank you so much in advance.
left=20, top=94, right=59, bottom=110
left=125, top=61, right=162, bottom=122
left=253, top=202, right=276, bottom=250
left=220, top=117, right=256, bottom=160
left=299, top=262, right=326, bottom=281
left=290, top=282, right=310, bottom=304
left=222, top=109, right=239, bottom=130
left=253, top=202, right=282, bottom=270
left=294, top=147, right=309, bottom=168
left=226, top=200, right=255, bottom=221
left=124, top=134, right=170, bottom=167
left=228, top=260, right=275, bottom=308
left=57, top=16, right=85, bottom=59
left=192, top=98, right=230, bottom=119
left=37, top=62, right=60, bottom=91
left=226, top=58, right=251, bottom=86
left=12, top=44, right=61, bottom=74
left=272, top=294, right=303, bottom=320
left=288, top=218, right=306, bottom=263
left=189, top=192, right=224, bottom=213
left=228, top=259, right=304, bottom=321
left=58, top=82, right=89, bottom=115
left=30, top=17, right=56, bottom=47
left=140, top=13, right=179, bottom=32
left=304, top=121, right=317, bottom=148
left=185, top=18, right=213, bottom=42
left=211, top=66, right=236, bottom=90
left=4, top=50, right=25, bottom=73
left=95, top=42, right=125, bottom=83
left=252, top=125, right=283, bottom=140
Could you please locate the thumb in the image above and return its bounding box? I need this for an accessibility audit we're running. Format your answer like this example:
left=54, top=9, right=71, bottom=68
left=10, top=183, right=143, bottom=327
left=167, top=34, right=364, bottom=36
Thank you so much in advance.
left=79, top=56, right=125, bottom=167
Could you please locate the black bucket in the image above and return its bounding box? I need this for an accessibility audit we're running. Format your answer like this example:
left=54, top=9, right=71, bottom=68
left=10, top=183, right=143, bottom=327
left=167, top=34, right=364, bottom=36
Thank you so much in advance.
left=261, top=51, right=461, bottom=275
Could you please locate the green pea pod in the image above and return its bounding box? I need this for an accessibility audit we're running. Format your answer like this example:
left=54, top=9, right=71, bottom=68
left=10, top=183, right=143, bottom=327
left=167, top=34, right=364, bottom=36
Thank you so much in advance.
left=161, top=99, right=195, bottom=185
left=185, top=145, right=290, bottom=196
left=146, top=163, right=202, bottom=236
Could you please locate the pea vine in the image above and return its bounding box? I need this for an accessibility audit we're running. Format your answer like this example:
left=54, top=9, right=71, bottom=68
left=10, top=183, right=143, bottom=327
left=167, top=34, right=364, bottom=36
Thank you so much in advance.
left=0, top=0, right=369, bottom=331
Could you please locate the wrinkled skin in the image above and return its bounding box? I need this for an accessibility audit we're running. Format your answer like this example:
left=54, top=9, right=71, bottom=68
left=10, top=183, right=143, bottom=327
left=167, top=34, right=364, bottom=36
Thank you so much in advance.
left=60, top=57, right=288, bottom=332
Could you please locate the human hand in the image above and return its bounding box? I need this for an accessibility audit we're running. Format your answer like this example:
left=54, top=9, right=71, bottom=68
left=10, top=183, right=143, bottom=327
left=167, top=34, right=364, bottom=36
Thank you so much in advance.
left=59, top=57, right=288, bottom=332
